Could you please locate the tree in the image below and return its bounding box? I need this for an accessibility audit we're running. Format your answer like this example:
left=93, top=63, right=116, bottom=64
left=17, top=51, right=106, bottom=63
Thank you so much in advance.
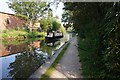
left=61, top=10, right=73, bottom=30
left=63, top=2, right=120, bottom=78
left=40, top=17, right=62, bottom=32
left=8, top=1, right=46, bottom=31
left=40, top=17, right=52, bottom=31
left=52, top=20, right=61, bottom=31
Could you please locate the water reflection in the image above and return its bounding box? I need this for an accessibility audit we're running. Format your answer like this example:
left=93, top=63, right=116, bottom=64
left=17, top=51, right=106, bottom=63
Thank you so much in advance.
left=7, top=51, right=47, bottom=78
left=0, top=33, right=72, bottom=79
left=0, top=38, right=38, bottom=57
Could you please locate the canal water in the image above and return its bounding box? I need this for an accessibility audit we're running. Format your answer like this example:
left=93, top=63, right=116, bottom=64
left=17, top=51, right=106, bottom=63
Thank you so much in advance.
left=0, top=33, right=72, bottom=79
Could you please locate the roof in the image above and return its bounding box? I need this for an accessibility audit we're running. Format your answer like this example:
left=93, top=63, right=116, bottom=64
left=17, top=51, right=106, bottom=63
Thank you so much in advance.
left=0, top=11, right=15, bottom=16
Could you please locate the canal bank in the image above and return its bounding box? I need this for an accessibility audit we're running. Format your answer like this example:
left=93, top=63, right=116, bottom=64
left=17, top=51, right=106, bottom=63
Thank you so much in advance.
left=1, top=30, right=46, bottom=40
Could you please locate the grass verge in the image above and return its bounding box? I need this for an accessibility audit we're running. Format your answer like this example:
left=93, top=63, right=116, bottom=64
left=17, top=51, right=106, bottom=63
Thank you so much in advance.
left=41, top=42, right=70, bottom=79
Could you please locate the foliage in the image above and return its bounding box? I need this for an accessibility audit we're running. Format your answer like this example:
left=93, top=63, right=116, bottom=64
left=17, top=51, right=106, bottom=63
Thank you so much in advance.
left=52, top=20, right=61, bottom=31
left=63, top=2, right=120, bottom=78
left=2, top=29, right=46, bottom=39
left=7, top=1, right=65, bottom=33
left=62, top=10, right=73, bottom=30
left=40, top=17, right=52, bottom=31
left=2, top=38, right=41, bottom=46
left=27, top=31, right=46, bottom=38
left=15, top=14, right=28, bottom=20
left=40, top=17, right=65, bottom=33
left=2, top=29, right=28, bottom=39
left=62, top=10, right=72, bottom=23
left=8, top=1, right=46, bottom=27
left=58, top=26, right=66, bottom=35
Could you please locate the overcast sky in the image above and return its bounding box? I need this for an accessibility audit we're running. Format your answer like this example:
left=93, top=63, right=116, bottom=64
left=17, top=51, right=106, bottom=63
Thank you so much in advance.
left=0, top=0, right=64, bottom=21
left=0, top=0, right=14, bottom=14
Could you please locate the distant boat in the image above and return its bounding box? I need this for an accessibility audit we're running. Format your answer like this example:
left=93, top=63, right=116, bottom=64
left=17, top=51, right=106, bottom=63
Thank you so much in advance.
left=45, top=31, right=63, bottom=39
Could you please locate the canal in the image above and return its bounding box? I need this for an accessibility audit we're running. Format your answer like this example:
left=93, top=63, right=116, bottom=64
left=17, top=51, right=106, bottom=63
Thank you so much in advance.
left=0, top=33, right=72, bottom=79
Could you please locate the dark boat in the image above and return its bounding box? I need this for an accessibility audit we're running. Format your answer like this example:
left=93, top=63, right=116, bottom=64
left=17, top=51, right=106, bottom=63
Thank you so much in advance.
left=45, top=31, right=63, bottom=39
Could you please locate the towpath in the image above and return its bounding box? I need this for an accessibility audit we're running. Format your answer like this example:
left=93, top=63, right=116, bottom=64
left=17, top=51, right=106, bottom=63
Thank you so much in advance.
left=50, top=36, right=83, bottom=78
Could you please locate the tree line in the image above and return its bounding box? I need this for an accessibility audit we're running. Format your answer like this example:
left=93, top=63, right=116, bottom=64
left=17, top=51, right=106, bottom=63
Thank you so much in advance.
left=8, top=1, right=64, bottom=32
left=62, top=2, right=120, bottom=78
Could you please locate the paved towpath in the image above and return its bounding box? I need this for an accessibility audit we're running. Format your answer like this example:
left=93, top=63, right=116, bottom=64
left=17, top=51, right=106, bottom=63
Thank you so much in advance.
left=50, top=36, right=83, bottom=78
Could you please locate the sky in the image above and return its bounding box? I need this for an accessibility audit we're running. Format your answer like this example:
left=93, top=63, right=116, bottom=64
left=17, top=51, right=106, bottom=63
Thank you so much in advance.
left=51, top=2, right=64, bottom=21
left=0, top=0, right=64, bottom=22
left=0, top=0, right=14, bottom=14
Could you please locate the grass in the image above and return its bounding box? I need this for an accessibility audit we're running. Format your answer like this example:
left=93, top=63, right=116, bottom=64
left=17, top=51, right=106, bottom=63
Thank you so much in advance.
left=2, top=29, right=28, bottom=39
left=41, top=42, right=70, bottom=79
left=1, top=29, right=46, bottom=40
